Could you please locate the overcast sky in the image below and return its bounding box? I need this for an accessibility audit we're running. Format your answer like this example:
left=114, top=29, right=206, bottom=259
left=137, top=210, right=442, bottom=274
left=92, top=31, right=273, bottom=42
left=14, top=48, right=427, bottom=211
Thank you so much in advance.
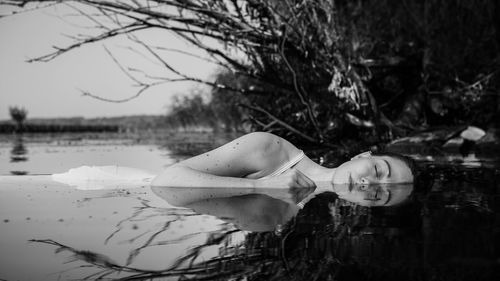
left=0, top=4, right=217, bottom=120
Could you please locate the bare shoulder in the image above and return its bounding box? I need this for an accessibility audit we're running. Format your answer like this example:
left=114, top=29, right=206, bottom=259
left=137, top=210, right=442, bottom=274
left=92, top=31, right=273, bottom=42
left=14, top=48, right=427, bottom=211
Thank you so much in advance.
left=232, top=132, right=299, bottom=157
left=237, top=132, right=282, bottom=151
left=232, top=132, right=302, bottom=176
left=172, top=132, right=301, bottom=178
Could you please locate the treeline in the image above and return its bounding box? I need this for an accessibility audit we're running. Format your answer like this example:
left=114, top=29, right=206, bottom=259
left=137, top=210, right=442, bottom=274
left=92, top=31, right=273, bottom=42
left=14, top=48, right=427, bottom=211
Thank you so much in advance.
left=0, top=122, right=119, bottom=133
left=163, top=83, right=249, bottom=133
left=0, top=116, right=171, bottom=134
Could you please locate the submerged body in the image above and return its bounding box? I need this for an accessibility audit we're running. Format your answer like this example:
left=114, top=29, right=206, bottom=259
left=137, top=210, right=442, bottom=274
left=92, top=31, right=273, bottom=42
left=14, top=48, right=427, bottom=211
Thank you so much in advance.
left=152, top=132, right=414, bottom=207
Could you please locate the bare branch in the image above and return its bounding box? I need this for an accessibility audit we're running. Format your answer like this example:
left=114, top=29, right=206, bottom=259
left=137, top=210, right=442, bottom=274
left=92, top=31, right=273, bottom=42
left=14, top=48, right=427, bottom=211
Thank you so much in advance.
left=79, top=86, right=150, bottom=103
left=0, top=0, right=58, bottom=17
left=102, top=45, right=146, bottom=86
left=239, top=103, right=318, bottom=143
left=147, top=45, right=228, bottom=68
left=129, top=33, right=266, bottom=95
left=27, top=22, right=149, bottom=62
left=280, top=27, right=324, bottom=141
left=62, top=2, right=109, bottom=30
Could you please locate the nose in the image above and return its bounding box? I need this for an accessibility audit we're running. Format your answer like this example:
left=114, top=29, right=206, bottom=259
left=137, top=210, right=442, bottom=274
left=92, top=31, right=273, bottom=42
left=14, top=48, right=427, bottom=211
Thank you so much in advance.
left=360, top=177, right=370, bottom=184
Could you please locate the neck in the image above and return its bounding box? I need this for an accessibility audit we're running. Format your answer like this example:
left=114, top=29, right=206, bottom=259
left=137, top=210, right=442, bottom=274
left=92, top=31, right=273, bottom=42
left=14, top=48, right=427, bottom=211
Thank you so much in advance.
left=295, top=157, right=336, bottom=193
left=309, top=167, right=336, bottom=194
left=297, top=168, right=336, bottom=206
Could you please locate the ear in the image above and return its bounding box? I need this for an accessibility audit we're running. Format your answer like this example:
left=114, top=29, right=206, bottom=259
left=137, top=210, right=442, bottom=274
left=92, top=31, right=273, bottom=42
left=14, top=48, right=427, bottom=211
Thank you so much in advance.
left=350, top=151, right=372, bottom=160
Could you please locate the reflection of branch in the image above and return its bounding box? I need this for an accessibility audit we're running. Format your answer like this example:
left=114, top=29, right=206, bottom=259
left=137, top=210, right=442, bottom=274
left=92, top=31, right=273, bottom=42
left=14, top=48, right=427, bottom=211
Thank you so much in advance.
left=29, top=239, right=144, bottom=273
left=125, top=218, right=178, bottom=265
left=30, top=227, right=266, bottom=280
left=105, top=201, right=153, bottom=244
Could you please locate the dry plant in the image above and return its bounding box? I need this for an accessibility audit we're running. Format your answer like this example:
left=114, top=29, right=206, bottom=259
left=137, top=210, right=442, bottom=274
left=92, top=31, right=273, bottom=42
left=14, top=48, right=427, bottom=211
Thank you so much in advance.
left=2, top=0, right=499, bottom=146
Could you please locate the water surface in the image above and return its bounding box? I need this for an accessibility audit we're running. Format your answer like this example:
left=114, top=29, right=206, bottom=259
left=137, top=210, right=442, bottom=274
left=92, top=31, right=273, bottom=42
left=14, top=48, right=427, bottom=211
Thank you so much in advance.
left=1, top=132, right=499, bottom=280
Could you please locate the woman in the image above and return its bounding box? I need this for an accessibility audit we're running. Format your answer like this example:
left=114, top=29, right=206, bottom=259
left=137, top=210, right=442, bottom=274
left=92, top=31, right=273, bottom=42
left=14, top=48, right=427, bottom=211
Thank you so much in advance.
left=151, top=132, right=415, bottom=207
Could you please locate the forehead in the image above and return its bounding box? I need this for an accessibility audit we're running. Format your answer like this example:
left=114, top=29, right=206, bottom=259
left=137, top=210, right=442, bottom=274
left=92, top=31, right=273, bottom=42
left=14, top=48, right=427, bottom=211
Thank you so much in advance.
left=373, top=155, right=414, bottom=183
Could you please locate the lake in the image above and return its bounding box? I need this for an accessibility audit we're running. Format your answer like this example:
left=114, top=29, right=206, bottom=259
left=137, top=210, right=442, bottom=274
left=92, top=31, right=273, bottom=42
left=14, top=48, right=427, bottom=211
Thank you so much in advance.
left=1, top=132, right=499, bottom=281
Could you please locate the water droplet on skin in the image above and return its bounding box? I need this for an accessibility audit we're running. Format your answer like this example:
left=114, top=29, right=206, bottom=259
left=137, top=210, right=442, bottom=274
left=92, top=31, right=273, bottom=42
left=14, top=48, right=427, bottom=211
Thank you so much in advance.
left=3, top=219, right=9, bottom=223
left=132, top=224, right=139, bottom=230
left=58, top=219, right=64, bottom=222
left=26, top=217, right=31, bottom=221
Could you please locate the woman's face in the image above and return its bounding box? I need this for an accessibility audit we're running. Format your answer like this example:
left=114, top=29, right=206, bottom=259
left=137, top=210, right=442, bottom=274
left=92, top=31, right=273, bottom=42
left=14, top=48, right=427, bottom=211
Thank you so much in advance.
left=331, top=155, right=414, bottom=206
left=332, top=155, right=413, bottom=185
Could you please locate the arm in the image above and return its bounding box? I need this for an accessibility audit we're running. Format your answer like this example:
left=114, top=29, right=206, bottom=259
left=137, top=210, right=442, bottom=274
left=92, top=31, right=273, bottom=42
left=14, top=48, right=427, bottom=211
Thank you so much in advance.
left=151, top=132, right=316, bottom=204
left=151, top=168, right=315, bottom=206
left=152, top=132, right=293, bottom=187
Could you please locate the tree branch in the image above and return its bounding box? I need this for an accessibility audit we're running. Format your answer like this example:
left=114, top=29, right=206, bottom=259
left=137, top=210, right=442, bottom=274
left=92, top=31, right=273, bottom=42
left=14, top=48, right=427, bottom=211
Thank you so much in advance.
left=239, top=103, right=318, bottom=143
left=27, top=22, right=149, bottom=62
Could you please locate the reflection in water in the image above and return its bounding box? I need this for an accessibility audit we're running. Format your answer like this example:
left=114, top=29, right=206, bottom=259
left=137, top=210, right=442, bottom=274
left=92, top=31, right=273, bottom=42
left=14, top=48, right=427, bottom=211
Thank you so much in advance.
left=10, top=135, right=29, bottom=175
left=31, top=165, right=500, bottom=281
left=10, top=135, right=28, bottom=162
left=185, top=193, right=300, bottom=232
left=332, top=183, right=414, bottom=207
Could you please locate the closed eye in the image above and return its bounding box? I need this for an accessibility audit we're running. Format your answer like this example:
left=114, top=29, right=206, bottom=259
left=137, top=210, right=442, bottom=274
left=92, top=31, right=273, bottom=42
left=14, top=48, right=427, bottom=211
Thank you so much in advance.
left=382, top=159, right=391, bottom=178
left=374, top=165, right=379, bottom=178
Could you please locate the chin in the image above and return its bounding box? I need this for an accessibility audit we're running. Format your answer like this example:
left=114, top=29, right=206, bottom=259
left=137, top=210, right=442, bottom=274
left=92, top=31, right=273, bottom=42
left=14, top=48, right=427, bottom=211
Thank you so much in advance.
left=331, top=173, right=348, bottom=184
left=332, top=179, right=348, bottom=185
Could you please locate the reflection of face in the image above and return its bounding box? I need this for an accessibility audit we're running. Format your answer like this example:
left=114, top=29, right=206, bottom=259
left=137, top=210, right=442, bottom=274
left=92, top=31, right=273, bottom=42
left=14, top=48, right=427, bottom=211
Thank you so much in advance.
left=332, top=184, right=413, bottom=207
left=331, top=155, right=414, bottom=206
left=334, top=184, right=391, bottom=207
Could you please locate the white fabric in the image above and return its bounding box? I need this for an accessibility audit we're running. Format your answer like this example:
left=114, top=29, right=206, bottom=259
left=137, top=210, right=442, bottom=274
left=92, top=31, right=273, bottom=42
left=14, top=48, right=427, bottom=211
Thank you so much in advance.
left=52, top=151, right=306, bottom=190
left=52, top=166, right=155, bottom=190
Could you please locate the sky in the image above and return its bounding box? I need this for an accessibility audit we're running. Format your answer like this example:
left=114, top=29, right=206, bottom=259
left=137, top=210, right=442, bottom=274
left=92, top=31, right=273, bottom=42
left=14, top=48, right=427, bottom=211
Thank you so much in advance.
left=0, top=3, right=218, bottom=120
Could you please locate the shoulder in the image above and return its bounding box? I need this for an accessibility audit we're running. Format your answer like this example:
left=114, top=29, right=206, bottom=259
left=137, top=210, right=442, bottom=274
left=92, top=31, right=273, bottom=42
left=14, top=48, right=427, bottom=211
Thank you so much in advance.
left=235, top=132, right=302, bottom=176
left=162, top=132, right=302, bottom=179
